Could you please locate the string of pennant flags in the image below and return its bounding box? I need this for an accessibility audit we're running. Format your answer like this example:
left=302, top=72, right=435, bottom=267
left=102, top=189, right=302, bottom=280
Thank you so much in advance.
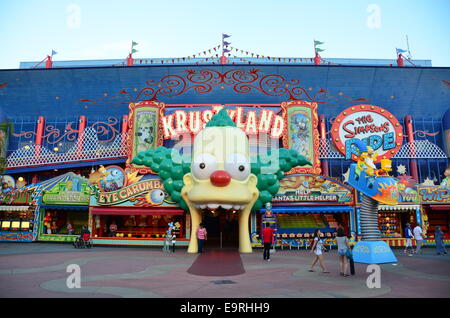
left=42, top=35, right=416, bottom=68
left=114, top=44, right=225, bottom=66
left=107, top=37, right=409, bottom=67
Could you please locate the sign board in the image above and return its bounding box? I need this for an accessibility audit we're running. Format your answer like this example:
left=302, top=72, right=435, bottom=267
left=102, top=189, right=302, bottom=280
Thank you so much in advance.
left=281, top=101, right=321, bottom=174
left=418, top=186, right=450, bottom=204
left=331, top=104, right=403, bottom=162
left=272, top=174, right=353, bottom=204
left=42, top=177, right=90, bottom=205
left=90, top=173, right=178, bottom=208
left=0, top=190, right=34, bottom=205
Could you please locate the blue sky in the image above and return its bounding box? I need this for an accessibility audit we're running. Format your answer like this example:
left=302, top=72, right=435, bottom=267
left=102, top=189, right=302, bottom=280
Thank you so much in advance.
left=1, top=0, right=449, bottom=68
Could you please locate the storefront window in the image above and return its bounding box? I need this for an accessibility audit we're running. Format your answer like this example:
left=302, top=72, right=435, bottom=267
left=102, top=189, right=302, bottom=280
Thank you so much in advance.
left=93, top=214, right=184, bottom=239
left=41, top=209, right=88, bottom=235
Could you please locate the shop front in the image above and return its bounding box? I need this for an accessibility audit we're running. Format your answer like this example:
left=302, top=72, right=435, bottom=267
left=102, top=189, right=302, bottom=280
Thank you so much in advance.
left=89, top=166, right=188, bottom=246
left=0, top=189, right=37, bottom=242
left=418, top=184, right=450, bottom=246
left=37, top=173, right=90, bottom=243
left=251, top=174, right=355, bottom=248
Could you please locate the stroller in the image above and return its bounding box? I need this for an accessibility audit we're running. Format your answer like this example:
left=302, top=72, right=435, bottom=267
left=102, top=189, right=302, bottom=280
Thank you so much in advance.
left=73, top=232, right=93, bottom=248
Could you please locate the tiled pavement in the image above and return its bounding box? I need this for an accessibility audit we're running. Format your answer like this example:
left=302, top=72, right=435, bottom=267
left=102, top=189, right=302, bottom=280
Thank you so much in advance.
left=0, top=243, right=449, bottom=298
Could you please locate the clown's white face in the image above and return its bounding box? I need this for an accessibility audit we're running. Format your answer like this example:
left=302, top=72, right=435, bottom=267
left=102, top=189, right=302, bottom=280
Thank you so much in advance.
left=185, top=126, right=258, bottom=211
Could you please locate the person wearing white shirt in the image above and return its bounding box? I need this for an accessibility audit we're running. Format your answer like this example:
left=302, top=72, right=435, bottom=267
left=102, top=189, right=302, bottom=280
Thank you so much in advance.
left=413, top=225, right=425, bottom=254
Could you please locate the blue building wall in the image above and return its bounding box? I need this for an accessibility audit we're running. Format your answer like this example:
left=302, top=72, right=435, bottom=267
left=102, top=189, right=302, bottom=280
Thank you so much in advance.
left=1, top=64, right=449, bottom=181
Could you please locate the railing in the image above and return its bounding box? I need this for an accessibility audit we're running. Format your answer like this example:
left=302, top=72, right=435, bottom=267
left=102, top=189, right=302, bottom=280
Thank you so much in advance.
left=6, top=127, right=128, bottom=169
left=318, top=138, right=448, bottom=160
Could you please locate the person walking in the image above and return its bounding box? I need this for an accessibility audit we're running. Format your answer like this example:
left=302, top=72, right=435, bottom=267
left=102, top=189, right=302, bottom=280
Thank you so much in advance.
left=435, top=226, right=447, bottom=255
left=404, top=223, right=414, bottom=255
left=196, top=223, right=207, bottom=253
left=336, top=226, right=350, bottom=277
left=308, top=229, right=330, bottom=273
left=262, top=223, right=275, bottom=262
left=413, top=224, right=425, bottom=254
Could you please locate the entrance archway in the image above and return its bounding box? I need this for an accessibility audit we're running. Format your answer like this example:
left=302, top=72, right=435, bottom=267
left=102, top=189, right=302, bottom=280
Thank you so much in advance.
left=202, top=208, right=239, bottom=249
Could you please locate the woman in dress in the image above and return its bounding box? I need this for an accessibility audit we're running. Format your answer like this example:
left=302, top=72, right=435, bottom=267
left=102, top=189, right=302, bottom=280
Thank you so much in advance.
left=308, top=229, right=330, bottom=273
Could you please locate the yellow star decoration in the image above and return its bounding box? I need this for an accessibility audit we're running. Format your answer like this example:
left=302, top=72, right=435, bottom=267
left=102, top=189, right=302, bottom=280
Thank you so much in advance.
left=396, top=164, right=407, bottom=175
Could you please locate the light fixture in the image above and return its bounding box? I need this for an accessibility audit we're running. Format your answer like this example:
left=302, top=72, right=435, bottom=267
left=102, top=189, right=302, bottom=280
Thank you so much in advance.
left=18, top=177, right=24, bottom=182
left=53, top=147, right=59, bottom=152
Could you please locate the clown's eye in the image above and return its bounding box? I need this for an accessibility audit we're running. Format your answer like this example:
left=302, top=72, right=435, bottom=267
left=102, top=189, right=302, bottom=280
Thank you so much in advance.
left=225, top=154, right=250, bottom=181
left=192, top=154, right=217, bottom=179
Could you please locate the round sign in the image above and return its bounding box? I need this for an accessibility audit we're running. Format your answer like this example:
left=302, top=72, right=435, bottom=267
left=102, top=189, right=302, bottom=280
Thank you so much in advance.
left=330, top=104, right=403, bottom=162
left=98, top=165, right=127, bottom=192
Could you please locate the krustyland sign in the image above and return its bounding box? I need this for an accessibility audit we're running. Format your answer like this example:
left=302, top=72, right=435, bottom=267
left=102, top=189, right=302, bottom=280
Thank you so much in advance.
left=331, top=104, right=403, bottom=162
left=272, top=174, right=353, bottom=204
left=161, top=105, right=285, bottom=139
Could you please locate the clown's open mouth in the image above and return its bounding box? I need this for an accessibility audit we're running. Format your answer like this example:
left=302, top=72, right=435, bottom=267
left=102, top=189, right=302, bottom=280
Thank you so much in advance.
left=193, top=203, right=246, bottom=211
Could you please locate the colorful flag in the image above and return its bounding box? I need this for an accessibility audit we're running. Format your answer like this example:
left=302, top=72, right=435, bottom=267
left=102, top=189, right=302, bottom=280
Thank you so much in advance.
left=51, top=50, right=58, bottom=56
left=396, top=48, right=407, bottom=54
left=315, top=47, right=325, bottom=53
left=314, top=40, right=324, bottom=46
left=223, top=41, right=231, bottom=46
left=223, top=33, right=231, bottom=38
left=132, top=41, right=138, bottom=47
left=132, top=48, right=138, bottom=53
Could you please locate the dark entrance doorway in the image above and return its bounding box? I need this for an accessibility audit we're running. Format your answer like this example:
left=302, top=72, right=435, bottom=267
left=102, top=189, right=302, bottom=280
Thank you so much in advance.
left=202, top=208, right=239, bottom=249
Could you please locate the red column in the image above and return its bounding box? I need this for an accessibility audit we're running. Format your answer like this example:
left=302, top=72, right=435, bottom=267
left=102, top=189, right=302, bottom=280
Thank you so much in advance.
left=45, top=56, right=52, bottom=68
left=77, top=116, right=87, bottom=159
left=397, top=54, right=404, bottom=67
left=404, top=115, right=419, bottom=182
left=126, top=54, right=134, bottom=66
left=220, top=55, right=227, bottom=65
left=35, top=116, right=45, bottom=157
left=314, top=52, right=321, bottom=65
left=319, top=115, right=329, bottom=176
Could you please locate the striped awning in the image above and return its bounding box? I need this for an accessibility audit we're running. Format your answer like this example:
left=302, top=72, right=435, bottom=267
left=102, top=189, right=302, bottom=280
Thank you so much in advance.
left=260, top=206, right=353, bottom=214
left=378, top=204, right=420, bottom=211
left=0, top=205, right=31, bottom=211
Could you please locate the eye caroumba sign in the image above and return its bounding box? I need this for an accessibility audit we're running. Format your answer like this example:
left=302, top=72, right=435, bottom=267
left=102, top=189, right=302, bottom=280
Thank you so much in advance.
left=330, top=105, right=403, bottom=162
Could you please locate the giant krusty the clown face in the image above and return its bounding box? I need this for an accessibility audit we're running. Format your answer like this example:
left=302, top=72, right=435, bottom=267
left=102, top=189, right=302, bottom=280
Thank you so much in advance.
left=132, top=109, right=311, bottom=253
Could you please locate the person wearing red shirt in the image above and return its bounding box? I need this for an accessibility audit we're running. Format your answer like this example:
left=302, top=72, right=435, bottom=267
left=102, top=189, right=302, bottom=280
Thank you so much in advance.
left=262, top=223, right=275, bottom=262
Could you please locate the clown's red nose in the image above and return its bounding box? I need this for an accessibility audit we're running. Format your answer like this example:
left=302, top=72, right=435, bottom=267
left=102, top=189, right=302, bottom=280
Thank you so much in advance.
left=210, top=170, right=231, bottom=187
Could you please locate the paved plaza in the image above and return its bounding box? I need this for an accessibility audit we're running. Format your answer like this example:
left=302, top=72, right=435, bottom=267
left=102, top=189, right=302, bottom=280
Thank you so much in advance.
left=0, top=243, right=449, bottom=298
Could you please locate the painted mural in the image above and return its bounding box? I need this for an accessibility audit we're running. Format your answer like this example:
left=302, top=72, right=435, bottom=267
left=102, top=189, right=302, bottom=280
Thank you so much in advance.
left=272, top=174, right=353, bottom=204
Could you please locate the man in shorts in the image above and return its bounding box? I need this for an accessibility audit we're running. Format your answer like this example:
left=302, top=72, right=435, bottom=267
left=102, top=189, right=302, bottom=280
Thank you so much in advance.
left=404, top=223, right=414, bottom=255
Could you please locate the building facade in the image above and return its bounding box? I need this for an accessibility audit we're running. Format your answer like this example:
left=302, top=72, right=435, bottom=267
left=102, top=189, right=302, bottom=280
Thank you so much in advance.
left=0, top=60, right=449, bottom=248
